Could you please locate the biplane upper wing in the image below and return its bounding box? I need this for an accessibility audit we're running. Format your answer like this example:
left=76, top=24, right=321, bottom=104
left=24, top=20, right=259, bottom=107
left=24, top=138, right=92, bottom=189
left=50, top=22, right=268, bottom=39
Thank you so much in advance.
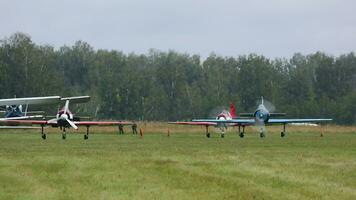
left=0, top=96, right=61, bottom=106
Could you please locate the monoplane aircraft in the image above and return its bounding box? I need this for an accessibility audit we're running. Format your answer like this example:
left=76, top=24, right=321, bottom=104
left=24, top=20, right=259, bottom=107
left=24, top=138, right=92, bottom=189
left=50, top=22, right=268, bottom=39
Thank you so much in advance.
left=2, top=96, right=133, bottom=140
left=192, top=97, right=332, bottom=138
left=169, top=103, right=244, bottom=138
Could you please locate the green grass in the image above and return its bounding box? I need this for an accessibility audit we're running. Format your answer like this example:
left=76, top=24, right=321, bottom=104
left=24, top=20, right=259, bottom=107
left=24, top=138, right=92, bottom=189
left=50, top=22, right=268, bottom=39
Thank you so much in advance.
left=0, top=127, right=355, bottom=199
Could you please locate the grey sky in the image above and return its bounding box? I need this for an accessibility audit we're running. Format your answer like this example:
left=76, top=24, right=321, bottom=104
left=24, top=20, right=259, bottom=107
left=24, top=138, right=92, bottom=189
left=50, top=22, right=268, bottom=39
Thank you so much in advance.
left=1, top=0, right=355, bottom=58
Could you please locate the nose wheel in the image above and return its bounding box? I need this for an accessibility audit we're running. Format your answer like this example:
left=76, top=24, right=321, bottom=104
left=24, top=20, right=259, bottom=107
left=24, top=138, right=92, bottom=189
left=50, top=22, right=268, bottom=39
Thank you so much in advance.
left=259, top=126, right=265, bottom=138
left=260, top=132, right=265, bottom=138
left=62, top=128, right=66, bottom=140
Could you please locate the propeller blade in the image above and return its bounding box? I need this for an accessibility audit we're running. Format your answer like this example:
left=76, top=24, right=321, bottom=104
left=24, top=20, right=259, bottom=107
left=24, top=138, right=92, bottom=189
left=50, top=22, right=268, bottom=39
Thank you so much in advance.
left=48, top=118, right=58, bottom=124
left=66, top=118, right=78, bottom=129
left=64, top=100, right=70, bottom=114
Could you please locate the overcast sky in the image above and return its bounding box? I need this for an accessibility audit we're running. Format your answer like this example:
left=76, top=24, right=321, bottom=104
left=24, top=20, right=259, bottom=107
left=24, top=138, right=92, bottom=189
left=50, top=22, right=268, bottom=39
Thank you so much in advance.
left=1, top=0, right=355, bottom=58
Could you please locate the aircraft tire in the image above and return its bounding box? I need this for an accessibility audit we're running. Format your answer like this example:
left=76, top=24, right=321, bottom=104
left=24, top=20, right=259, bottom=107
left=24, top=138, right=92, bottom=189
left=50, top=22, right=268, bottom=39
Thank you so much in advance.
left=84, top=134, right=88, bottom=140
left=221, top=134, right=224, bottom=138
left=260, top=132, right=265, bottom=138
left=239, top=133, right=244, bottom=138
left=62, top=134, right=66, bottom=140
left=42, top=134, right=46, bottom=140
left=281, top=132, right=285, bottom=138
left=206, top=133, right=210, bottom=138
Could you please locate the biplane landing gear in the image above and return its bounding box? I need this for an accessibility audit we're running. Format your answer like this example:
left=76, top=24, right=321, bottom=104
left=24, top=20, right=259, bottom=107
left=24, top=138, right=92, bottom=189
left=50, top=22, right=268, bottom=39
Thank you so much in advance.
left=205, top=125, right=210, bottom=138
left=281, top=123, right=286, bottom=138
left=62, top=128, right=66, bottom=140
left=41, top=125, right=46, bottom=140
left=221, top=133, right=225, bottom=138
left=84, top=126, right=89, bottom=140
left=239, top=125, right=245, bottom=138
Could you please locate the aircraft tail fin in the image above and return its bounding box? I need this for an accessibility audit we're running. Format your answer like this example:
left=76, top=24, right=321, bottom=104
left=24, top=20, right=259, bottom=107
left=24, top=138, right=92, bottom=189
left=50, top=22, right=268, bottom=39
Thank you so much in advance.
left=229, top=103, right=237, bottom=118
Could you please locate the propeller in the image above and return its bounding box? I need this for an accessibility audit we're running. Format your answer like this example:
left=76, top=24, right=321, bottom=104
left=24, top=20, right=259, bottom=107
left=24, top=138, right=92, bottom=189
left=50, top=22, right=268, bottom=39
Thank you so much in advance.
left=254, top=121, right=266, bottom=135
left=49, top=100, right=78, bottom=130
left=209, top=106, right=227, bottom=118
left=62, top=100, right=78, bottom=129
left=257, top=97, right=275, bottom=112
left=63, top=100, right=70, bottom=114
left=253, top=97, right=275, bottom=136
left=65, top=117, right=78, bottom=129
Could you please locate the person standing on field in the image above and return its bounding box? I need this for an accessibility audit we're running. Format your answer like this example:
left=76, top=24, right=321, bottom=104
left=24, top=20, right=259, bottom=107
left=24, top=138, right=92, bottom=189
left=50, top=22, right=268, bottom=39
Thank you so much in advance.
left=132, top=123, right=138, bottom=134
left=119, top=124, right=124, bottom=134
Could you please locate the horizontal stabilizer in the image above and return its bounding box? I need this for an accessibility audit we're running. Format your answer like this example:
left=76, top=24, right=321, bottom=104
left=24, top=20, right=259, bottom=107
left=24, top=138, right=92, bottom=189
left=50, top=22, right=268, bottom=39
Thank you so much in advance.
left=239, top=113, right=254, bottom=117
left=239, top=113, right=286, bottom=117
left=270, top=113, right=286, bottom=117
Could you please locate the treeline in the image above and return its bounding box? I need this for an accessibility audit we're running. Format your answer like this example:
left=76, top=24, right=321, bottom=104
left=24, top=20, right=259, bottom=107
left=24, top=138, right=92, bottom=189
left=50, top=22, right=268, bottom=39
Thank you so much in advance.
left=0, top=33, right=355, bottom=124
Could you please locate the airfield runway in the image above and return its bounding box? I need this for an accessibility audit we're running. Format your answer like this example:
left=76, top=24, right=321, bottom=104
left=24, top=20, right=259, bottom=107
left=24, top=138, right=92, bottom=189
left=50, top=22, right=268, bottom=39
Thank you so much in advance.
left=0, top=125, right=355, bottom=199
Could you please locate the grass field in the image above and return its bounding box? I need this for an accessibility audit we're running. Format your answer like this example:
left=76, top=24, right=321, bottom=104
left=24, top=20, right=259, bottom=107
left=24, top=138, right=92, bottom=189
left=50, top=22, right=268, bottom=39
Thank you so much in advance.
left=0, top=124, right=355, bottom=199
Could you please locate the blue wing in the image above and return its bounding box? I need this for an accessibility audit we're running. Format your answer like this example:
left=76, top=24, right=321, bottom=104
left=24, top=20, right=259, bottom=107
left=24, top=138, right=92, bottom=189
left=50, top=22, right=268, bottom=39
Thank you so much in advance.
left=192, top=118, right=332, bottom=124
left=267, top=119, right=332, bottom=124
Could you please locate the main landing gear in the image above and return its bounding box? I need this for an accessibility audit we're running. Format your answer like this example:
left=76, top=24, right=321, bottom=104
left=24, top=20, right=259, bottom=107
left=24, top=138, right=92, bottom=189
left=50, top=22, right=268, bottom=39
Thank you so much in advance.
left=205, top=125, right=210, bottom=138
left=62, top=128, right=66, bottom=140
left=281, top=123, right=286, bottom=138
left=238, top=125, right=245, bottom=138
left=84, top=126, right=89, bottom=140
left=41, top=125, right=46, bottom=140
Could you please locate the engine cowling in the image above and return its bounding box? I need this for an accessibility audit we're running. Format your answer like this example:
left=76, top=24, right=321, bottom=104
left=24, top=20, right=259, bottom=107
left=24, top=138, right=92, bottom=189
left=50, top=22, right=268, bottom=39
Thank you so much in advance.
left=254, top=109, right=270, bottom=123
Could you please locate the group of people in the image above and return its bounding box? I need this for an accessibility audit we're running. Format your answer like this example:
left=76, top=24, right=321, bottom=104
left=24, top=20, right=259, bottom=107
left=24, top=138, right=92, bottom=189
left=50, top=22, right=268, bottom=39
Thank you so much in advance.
left=118, top=123, right=138, bottom=135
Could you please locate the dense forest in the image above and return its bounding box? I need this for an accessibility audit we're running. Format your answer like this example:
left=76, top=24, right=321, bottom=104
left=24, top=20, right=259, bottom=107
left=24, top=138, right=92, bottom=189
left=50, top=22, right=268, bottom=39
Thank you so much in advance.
left=0, top=33, right=355, bottom=124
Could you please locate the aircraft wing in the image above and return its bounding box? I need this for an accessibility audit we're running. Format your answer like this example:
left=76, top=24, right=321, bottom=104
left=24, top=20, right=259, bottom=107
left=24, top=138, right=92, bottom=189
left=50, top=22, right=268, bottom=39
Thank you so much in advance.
left=0, top=119, right=48, bottom=125
left=61, top=96, right=90, bottom=104
left=0, top=96, right=61, bottom=106
left=0, top=119, right=133, bottom=126
left=267, top=119, right=333, bottom=124
left=73, top=121, right=133, bottom=126
left=168, top=122, right=217, bottom=126
left=0, top=126, right=42, bottom=129
left=192, top=119, right=255, bottom=125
